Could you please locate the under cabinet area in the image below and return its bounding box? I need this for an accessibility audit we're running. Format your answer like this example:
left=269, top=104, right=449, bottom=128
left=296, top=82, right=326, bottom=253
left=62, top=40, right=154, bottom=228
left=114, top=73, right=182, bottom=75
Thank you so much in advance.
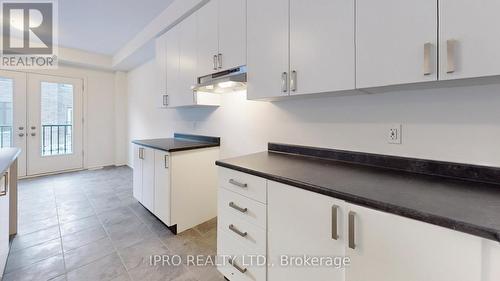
left=133, top=143, right=219, bottom=233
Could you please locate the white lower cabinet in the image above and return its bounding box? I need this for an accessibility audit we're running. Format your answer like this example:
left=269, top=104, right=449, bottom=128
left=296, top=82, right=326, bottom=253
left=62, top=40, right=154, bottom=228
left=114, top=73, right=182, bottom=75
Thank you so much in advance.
left=133, top=144, right=219, bottom=233
left=0, top=173, right=9, bottom=279
left=218, top=170, right=500, bottom=281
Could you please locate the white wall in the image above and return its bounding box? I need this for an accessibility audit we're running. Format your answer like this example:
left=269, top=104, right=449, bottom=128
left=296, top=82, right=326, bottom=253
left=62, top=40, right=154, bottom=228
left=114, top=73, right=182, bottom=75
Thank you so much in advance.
left=24, top=65, right=127, bottom=168
left=127, top=59, right=500, bottom=167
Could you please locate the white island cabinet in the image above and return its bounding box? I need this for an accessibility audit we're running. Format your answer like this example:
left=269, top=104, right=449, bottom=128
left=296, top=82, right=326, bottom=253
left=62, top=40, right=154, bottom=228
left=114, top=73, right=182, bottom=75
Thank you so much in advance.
left=217, top=168, right=500, bottom=281
left=133, top=143, right=219, bottom=233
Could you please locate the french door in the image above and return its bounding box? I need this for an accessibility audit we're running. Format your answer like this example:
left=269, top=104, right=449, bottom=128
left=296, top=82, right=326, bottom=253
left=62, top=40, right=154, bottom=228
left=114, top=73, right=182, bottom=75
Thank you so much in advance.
left=0, top=71, right=84, bottom=177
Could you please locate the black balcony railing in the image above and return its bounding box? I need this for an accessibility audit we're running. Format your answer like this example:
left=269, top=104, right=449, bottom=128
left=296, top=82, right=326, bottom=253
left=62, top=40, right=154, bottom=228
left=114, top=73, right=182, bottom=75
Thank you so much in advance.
left=0, top=126, right=12, bottom=148
left=42, top=125, right=72, bottom=156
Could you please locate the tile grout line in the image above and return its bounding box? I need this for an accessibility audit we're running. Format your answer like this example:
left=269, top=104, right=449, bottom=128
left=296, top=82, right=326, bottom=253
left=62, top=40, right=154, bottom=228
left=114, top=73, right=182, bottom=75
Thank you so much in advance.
left=53, top=182, right=68, bottom=280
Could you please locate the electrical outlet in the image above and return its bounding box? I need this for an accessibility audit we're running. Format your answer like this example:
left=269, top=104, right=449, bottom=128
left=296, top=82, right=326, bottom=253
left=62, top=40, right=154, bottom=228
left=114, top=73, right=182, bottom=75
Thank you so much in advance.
left=388, top=124, right=402, bottom=144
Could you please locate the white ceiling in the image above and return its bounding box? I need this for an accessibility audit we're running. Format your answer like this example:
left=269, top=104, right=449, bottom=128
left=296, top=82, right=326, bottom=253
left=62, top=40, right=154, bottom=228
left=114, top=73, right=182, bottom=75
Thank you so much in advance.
left=58, top=0, right=175, bottom=55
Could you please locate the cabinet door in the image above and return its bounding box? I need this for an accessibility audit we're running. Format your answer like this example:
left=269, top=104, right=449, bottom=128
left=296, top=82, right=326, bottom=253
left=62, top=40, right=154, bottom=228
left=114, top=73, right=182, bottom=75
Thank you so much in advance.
left=165, top=25, right=180, bottom=108
left=154, top=150, right=171, bottom=226
left=246, top=0, right=289, bottom=100
left=268, top=181, right=346, bottom=281
left=132, top=145, right=143, bottom=202
left=289, top=0, right=354, bottom=95
left=155, top=34, right=167, bottom=108
left=218, top=0, right=246, bottom=71
left=439, top=0, right=500, bottom=80
left=356, top=0, right=437, bottom=88
left=141, top=147, right=155, bottom=212
left=175, top=15, right=197, bottom=107
left=346, top=204, right=482, bottom=281
left=0, top=174, right=9, bottom=278
left=197, top=0, right=219, bottom=77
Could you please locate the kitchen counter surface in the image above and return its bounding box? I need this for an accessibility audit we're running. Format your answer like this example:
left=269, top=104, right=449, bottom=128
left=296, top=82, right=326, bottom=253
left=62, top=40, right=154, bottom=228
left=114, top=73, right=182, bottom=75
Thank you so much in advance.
left=132, top=133, right=220, bottom=153
left=216, top=144, right=500, bottom=242
left=0, top=148, right=21, bottom=175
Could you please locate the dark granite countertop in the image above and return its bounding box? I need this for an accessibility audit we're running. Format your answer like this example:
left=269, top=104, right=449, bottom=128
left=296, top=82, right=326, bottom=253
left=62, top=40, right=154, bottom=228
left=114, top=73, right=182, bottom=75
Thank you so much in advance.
left=0, top=148, right=21, bottom=175
left=216, top=144, right=500, bottom=242
left=132, top=133, right=220, bottom=153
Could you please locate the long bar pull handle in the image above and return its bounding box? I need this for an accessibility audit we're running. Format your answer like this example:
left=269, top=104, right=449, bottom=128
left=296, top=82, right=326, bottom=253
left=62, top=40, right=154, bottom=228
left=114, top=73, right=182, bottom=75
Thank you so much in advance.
left=229, top=179, right=247, bottom=188
left=281, top=72, right=288, bottom=93
left=348, top=211, right=356, bottom=249
left=164, top=155, right=169, bottom=169
left=447, top=39, right=457, bottom=74
left=213, top=55, right=218, bottom=70
left=218, top=53, right=222, bottom=69
left=332, top=205, right=339, bottom=240
left=229, top=224, right=248, bottom=237
left=139, top=148, right=144, bottom=160
left=162, top=94, right=168, bottom=106
left=229, top=258, right=247, bottom=274
left=229, top=202, right=248, bottom=213
left=0, top=174, right=7, bottom=196
left=290, top=70, right=297, bottom=92
left=423, top=43, right=432, bottom=76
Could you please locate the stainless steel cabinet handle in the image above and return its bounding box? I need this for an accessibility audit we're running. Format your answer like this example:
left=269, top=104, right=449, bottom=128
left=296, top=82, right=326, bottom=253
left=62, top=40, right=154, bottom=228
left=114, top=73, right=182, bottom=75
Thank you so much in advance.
left=348, top=211, right=356, bottom=249
left=164, top=155, right=169, bottom=168
left=447, top=39, right=457, bottom=74
left=229, top=224, right=248, bottom=237
left=139, top=148, right=144, bottom=160
left=162, top=94, right=168, bottom=106
left=281, top=72, right=288, bottom=93
left=290, top=70, right=297, bottom=92
left=229, top=202, right=248, bottom=213
left=332, top=205, right=339, bottom=240
left=218, top=53, right=222, bottom=69
left=229, top=179, right=247, bottom=188
left=0, top=174, right=7, bottom=196
left=229, top=258, right=247, bottom=274
left=213, top=55, right=218, bottom=70
left=18, top=133, right=24, bottom=137
left=423, top=42, right=432, bottom=75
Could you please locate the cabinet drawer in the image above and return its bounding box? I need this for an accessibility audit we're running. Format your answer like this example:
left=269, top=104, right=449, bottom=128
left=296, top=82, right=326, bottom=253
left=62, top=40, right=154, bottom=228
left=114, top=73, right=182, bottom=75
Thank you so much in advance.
left=219, top=168, right=267, bottom=203
left=219, top=211, right=266, bottom=254
left=219, top=188, right=266, bottom=229
left=217, top=232, right=266, bottom=281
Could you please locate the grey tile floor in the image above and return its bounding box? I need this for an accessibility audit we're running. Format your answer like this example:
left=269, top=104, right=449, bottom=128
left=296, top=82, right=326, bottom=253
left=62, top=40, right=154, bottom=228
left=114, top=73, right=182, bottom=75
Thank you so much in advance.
left=4, top=166, right=224, bottom=281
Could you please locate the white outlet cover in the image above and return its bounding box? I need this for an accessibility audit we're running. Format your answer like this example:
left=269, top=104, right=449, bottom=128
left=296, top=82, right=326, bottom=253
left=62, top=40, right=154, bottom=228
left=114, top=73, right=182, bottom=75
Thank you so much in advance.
left=388, top=124, right=402, bottom=144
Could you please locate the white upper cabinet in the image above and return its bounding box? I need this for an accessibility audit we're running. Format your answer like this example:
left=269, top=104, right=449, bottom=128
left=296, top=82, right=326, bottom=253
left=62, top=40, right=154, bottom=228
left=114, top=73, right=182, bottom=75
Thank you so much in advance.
left=247, top=0, right=289, bottom=100
left=289, top=0, right=355, bottom=95
left=346, top=203, right=482, bottom=281
left=439, top=0, right=500, bottom=80
left=268, top=181, right=347, bottom=281
left=218, top=0, right=246, bottom=71
left=165, top=25, right=180, bottom=107
left=197, top=0, right=219, bottom=77
left=176, top=14, right=198, bottom=107
left=356, top=0, right=438, bottom=88
left=155, top=35, right=167, bottom=108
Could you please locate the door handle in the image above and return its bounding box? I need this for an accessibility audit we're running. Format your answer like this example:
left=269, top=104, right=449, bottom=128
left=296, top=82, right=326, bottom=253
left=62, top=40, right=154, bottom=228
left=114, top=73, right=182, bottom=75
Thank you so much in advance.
left=447, top=39, right=457, bottom=74
left=0, top=174, right=7, bottom=196
left=229, top=179, right=247, bottom=188
left=18, top=126, right=24, bottom=130
left=139, top=148, right=144, bottom=160
left=30, top=133, right=36, bottom=137
left=332, top=205, right=339, bottom=240
left=218, top=53, right=222, bottom=69
left=348, top=211, right=356, bottom=249
left=18, top=133, right=24, bottom=137
left=229, top=202, right=248, bottom=213
left=423, top=42, right=432, bottom=75
left=213, top=55, right=218, bottom=70
left=228, top=258, right=247, bottom=274
left=229, top=224, right=248, bottom=237
left=290, top=70, right=297, bottom=92
left=164, top=155, right=169, bottom=169
left=281, top=72, right=288, bottom=93
left=30, top=126, right=36, bottom=130
left=162, top=94, right=168, bottom=106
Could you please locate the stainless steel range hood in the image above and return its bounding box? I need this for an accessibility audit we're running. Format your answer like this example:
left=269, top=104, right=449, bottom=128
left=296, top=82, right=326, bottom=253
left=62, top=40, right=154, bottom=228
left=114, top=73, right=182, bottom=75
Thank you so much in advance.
left=193, top=66, right=247, bottom=94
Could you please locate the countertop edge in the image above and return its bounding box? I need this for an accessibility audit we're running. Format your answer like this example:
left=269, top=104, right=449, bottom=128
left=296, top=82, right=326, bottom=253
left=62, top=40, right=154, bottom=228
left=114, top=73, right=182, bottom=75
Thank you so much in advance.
left=0, top=148, right=21, bottom=175
left=131, top=140, right=220, bottom=153
left=215, top=160, right=500, bottom=242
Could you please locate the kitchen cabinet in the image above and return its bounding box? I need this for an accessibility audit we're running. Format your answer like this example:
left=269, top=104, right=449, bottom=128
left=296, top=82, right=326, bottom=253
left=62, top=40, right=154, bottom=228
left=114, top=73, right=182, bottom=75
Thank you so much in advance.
left=197, top=0, right=246, bottom=76
left=155, top=35, right=168, bottom=108
left=439, top=0, right=500, bottom=80
left=176, top=14, right=198, bottom=107
left=356, top=0, right=438, bottom=88
left=247, top=0, right=354, bottom=100
left=268, top=181, right=346, bottom=281
left=154, top=150, right=171, bottom=226
left=133, top=144, right=219, bottom=233
left=345, top=203, right=482, bottom=281
left=0, top=174, right=9, bottom=279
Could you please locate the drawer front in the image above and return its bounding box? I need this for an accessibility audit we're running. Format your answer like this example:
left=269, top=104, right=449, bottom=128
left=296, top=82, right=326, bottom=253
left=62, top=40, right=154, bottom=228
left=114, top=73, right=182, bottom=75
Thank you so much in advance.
left=217, top=232, right=266, bottom=281
left=219, top=167, right=267, bottom=203
left=219, top=211, right=266, bottom=254
left=219, top=188, right=266, bottom=229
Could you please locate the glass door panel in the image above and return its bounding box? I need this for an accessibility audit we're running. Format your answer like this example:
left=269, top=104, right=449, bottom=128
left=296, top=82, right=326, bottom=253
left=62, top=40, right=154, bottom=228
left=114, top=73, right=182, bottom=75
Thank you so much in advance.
left=0, top=78, right=13, bottom=148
